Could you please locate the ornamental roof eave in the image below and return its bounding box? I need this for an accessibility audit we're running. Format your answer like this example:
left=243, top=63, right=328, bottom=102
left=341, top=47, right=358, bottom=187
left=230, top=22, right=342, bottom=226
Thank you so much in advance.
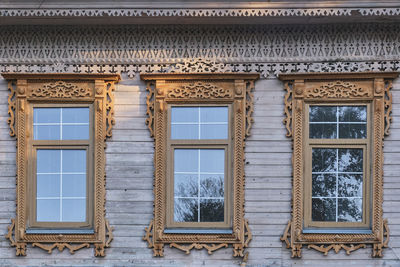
left=1, top=1, right=400, bottom=25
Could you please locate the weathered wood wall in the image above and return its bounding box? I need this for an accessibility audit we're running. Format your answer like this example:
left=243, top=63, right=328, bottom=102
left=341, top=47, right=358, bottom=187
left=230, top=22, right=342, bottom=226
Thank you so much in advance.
left=0, top=24, right=399, bottom=266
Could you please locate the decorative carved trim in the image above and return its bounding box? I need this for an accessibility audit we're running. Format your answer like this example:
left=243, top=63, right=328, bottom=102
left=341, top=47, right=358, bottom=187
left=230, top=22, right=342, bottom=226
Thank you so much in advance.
left=30, top=81, right=92, bottom=98
left=245, top=81, right=255, bottom=137
left=145, top=81, right=155, bottom=138
left=7, top=81, right=16, bottom=137
left=384, top=80, right=393, bottom=136
left=32, top=243, right=90, bottom=254
left=308, top=244, right=367, bottom=255
left=1, top=7, right=400, bottom=19
left=2, top=74, right=119, bottom=256
left=141, top=73, right=258, bottom=260
left=283, top=81, right=293, bottom=138
left=105, top=82, right=116, bottom=138
left=279, top=72, right=398, bottom=258
left=167, top=82, right=232, bottom=99
left=305, top=81, right=369, bottom=98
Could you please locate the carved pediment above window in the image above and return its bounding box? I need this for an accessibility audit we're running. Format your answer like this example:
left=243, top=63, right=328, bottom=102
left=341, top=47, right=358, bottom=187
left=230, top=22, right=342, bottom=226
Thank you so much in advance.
left=30, top=81, right=92, bottom=98
left=167, top=82, right=232, bottom=99
left=306, top=81, right=369, bottom=98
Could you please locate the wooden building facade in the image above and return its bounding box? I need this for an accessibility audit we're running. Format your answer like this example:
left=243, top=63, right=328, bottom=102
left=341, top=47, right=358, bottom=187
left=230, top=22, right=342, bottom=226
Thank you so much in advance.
left=0, top=1, right=400, bottom=266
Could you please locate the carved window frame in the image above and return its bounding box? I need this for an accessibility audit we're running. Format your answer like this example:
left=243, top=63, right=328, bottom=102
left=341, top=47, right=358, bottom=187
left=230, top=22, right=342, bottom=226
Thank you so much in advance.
left=3, top=73, right=120, bottom=256
left=279, top=72, right=398, bottom=258
left=141, top=73, right=258, bottom=260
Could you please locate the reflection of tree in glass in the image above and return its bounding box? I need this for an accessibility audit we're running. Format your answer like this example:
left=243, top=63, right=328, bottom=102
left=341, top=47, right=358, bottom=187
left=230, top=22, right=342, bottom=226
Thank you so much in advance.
left=338, top=174, right=362, bottom=197
left=338, top=149, right=363, bottom=172
left=312, top=148, right=337, bottom=172
left=338, top=198, right=362, bottom=222
left=312, top=198, right=336, bottom=221
left=174, top=175, right=224, bottom=222
left=200, top=199, right=224, bottom=222
left=339, top=106, right=366, bottom=122
left=312, top=174, right=336, bottom=197
left=201, top=176, right=224, bottom=197
left=174, top=198, right=198, bottom=222
left=309, top=106, right=336, bottom=122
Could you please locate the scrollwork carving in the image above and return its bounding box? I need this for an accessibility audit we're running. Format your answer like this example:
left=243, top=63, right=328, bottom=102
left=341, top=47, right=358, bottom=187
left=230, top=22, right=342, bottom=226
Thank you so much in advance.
left=7, top=81, right=16, bottom=137
left=283, top=81, right=293, bottom=137
left=308, top=244, right=367, bottom=256
left=384, top=80, right=393, bottom=136
left=145, top=81, right=155, bottom=138
left=30, top=81, right=91, bottom=98
left=5, top=219, right=27, bottom=256
left=167, top=82, right=232, bottom=99
left=306, top=81, right=369, bottom=98
left=245, top=81, right=255, bottom=137
left=105, top=82, right=115, bottom=138
left=32, top=242, right=90, bottom=254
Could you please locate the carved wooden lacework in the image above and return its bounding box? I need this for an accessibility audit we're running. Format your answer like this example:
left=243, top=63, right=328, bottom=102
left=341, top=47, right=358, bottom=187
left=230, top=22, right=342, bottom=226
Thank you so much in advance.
left=4, top=73, right=119, bottom=256
left=142, top=73, right=258, bottom=262
left=280, top=72, right=398, bottom=258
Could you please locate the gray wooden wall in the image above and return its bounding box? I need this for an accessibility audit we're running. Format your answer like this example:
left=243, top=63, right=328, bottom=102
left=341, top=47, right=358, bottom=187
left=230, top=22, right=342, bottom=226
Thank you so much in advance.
left=0, top=75, right=399, bottom=266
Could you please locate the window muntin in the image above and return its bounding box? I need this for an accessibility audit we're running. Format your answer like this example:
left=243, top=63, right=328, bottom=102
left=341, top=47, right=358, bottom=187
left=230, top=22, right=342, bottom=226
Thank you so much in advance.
left=311, top=147, right=363, bottom=223
left=173, top=148, right=225, bottom=223
left=309, top=106, right=367, bottom=139
left=305, top=104, right=369, bottom=228
left=168, top=105, right=230, bottom=228
left=34, top=107, right=89, bottom=140
left=171, top=106, right=228, bottom=140
left=30, top=105, right=92, bottom=228
left=36, top=149, right=87, bottom=222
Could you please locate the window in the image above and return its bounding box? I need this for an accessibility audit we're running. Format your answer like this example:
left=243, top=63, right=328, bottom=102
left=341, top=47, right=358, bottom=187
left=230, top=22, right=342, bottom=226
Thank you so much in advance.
left=3, top=74, right=120, bottom=256
left=168, top=106, right=230, bottom=228
left=141, top=73, right=258, bottom=259
left=279, top=72, right=398, bottom=258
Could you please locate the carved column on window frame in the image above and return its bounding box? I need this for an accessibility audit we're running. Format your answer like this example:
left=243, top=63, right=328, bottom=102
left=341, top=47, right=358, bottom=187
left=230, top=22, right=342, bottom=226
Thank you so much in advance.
left=279, top=72, right=398, bottom=258
left=3, top=73, right=120, bottom=257
left=142, top=73, right=258, bottom=262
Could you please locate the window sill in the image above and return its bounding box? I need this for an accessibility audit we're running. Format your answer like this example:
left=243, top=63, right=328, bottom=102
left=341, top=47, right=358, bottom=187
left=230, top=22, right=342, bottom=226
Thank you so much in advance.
left=303, top=228, right=372, bottom=234
left=164, top=228, right=233, bottom=234
left=26, top=229, right=95, bottom=234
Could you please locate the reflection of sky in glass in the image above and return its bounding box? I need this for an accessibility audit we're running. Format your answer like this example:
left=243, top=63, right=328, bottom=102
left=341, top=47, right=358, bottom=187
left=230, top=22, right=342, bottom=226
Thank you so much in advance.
left=309, top=106, right=367, bottom=139
left=311, top=148, right=363, bottom=222
left=174, top=149, right=224, bottom=222
left=36, top=149, right=86, bottom=222
left=171, top=107, right=228, bottom=140
left=34, top=107, right=89, bottom=140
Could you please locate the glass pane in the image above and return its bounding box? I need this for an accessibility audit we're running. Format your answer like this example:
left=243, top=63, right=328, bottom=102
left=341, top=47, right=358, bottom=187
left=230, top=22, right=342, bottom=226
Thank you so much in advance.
left=200, top=175, right=224, bottom=198
left=62, top=199, right=86, bottom=222
left=174, top=198, right=197, bottom=222
left=339, top=106, right=367, bottom=122
left=338, top=148, right=363, bottom=172
left=200, top=124, right=228, bottom=139
left=62, top=150, right=86, bottom=173
left=174, top=174, right=198, bottom=197
left=63, top=125, right=89, bottom=140
left=200, top=199, right=224, bottom=222
left=37, top=199, right=60, bottom=222
left=171, top=124, right=199, bottom=139
left=312, top=198, right=336, bottom=221
left=37, top=174, right=60, bottom=198
left=200, top=149, right=225, bottom=173
left=34, top=125, right=60, bottom=140
left=62, top=108, right=89, bottom=123
left=312, top=148, right=337, bottom=172
left=338, top=174, right=363, bottom=197
left=338, top=198, right=362, bottom=222
left=174, top=149, right=198, bottom=173
left=312, top=174, right=336, bottom=197
left=62, top=174, right=86, bottom=198
left=37, top=150, right=61, bottom=173
left=309, top=124, right=337, bottom=139
left=309, top=106, right=337, bottom=122
left=34, top=108, right=60, bottom=123
left=200, top=107, right=228, bottom=123
left=171, top=107, right=198, bottom=123
left=339, top=124, right=367, bottom=139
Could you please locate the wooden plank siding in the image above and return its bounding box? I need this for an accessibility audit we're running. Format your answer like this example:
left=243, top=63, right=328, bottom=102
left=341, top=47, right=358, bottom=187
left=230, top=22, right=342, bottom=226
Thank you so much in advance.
left=0, top=72, right=399, bottom=266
